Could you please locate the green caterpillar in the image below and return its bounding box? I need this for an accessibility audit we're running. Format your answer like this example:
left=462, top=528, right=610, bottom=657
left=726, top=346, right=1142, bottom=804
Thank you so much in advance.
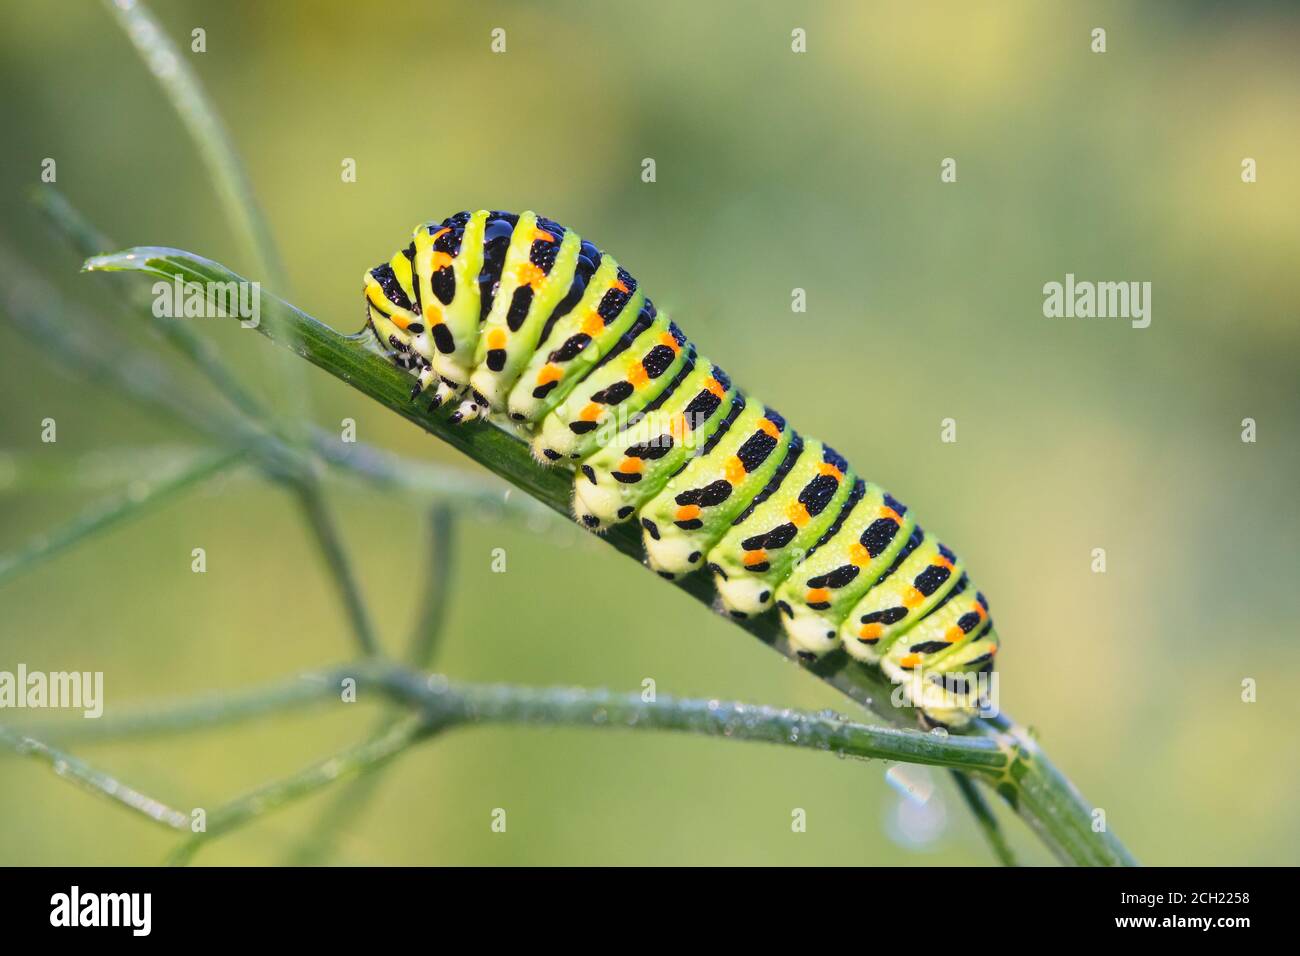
left=363, top=210, right=999, bottom=728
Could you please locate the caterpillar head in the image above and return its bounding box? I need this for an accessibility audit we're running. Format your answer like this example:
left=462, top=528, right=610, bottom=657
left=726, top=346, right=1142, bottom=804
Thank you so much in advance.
left=363, top=254, right=424, bottom=369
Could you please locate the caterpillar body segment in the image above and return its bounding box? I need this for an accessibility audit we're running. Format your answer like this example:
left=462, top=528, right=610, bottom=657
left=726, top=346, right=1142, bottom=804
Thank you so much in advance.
left=364, top=252, right=419, bottom=340
left=572, top=358, right=737, bottom=531
left=707, top=440, right=857, bottom=619
left=638, top=401, right=793, bottom=579
left=364, top=210, right=1000, bottom=728
left=469, top=212, right=585, bottom=411
left=881, top=577, right=987, bottom=676
left=775, top=482, right=918, bottom=657
left=840, top=531, right=965, bottom=664
left=531, top=312, right=686, bottom=463
left=411, top=210, right=486, bottom=391
left=882, top=619, right=1000, bottom=727
left=505, top=255, right=640, bottom=424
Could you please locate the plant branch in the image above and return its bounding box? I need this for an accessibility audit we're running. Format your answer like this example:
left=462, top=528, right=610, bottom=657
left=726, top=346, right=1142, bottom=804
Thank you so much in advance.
left=307, top=429, right=555, bottom=524
left=32, top=187, right=271, bottom=423
left=9, top=661, right=1011, bottom=863
left=406, top=504, right=457, bottom=667
left=293, top=480, right=381, bottom=656
left=29, top=188, right=536, bottom=519
left=166, top=713, right=432, bottom=866
left=27, top=190, right=381, bottom=660
left=950, top=769, right=1017, bottom=866
left=80, top=247, right=916, bottom=716
left=18, top=662, right=1005, bottom=771
left=12, top=660, right=1011, bottom=866
left=97, top=4, right=387, bottom=658
left=102, top=0, right=321, bottom=466
left=0, top=448, right=245, bottom=587
left=15, top=669, right=349, bottom=745
left=284, top=507, right=457, bottom=864
left=0, top=443, right=552, bottom=530
left=82, top=247, right=1137, bottom=866
left=0, top=724, right=188, bottom=831
left=6, top=660, right=1005, bottom=864
left=0, top=446, right=231, bottom=494
left=0, top=242, right=266, bottom=453
left=101, top=0, right=286, bottom=294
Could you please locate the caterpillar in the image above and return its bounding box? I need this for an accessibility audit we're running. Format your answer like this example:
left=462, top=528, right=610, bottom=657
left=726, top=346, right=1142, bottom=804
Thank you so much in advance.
left=363, top=210, right=999, bottom=728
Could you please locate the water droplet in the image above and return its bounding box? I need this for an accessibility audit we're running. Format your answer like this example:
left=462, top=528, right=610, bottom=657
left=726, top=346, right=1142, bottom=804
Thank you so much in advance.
left=425, top=674, right=449, bottom=693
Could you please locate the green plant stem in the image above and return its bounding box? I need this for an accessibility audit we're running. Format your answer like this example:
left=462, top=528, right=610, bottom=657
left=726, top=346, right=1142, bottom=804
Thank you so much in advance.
left=0, top=240, right=377, bottom=657
left=102, top=0, right=317, bottom=443
left=0, top=725, right=188, bottom=831
left=16, top=670, right=346, bottom=744
left=15, top=662, right=1003, bottom=788
left=404, top=679, right=1009, bottom=771
left=166, top=714, right=431, bottom=866
left=0, top=448, right=245, bottom=586
left=31, top=187, right=270, bottom=423
left=0, top=443, right=552, bottom=530
left=26, top=191, right=381, bottom=661
left=162, top=665, right=1004, bottom=864
left=8, top=661, right=1010, bottom=863
left=0, top=446, right=230, bottom=494
left=0, top=241, right=303, bottom=489
left=96, top=4, right=386, bottom=658
left=82, top=247, right=1137, bottom=866
left=293, top=480, right=380, bottom=656
left=406, top=504, right=457, bottom=667
left=101, top=0, right=285, bottom=294
left=280, top=758, right=388, bottom=866
left=950, top=769, right=1017, bottom=866
left=286, top=506, right=457, bottom=864
left=0, top=237, right=492, bottom=664
left=20, top=662, right=999, bottom=772
left=308, top=428, right=555, bottom=524
left=29, top=189, right=537, bottom=520
left=80, top=248, right=915, bottom=718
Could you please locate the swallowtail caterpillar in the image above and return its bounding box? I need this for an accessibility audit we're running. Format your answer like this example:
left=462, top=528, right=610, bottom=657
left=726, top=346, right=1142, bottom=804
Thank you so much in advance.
left=363, top=210, right=999, bottom=728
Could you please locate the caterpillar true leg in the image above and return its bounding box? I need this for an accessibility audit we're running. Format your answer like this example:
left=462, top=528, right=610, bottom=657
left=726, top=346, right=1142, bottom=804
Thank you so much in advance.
left=363, top=210, right=1001, bottom=728
left=428, top=377, right=462, bottom=411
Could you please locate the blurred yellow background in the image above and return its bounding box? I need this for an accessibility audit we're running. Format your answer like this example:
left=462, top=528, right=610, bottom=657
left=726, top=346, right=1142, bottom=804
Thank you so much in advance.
left=1, top=0, right=1297, bottom=865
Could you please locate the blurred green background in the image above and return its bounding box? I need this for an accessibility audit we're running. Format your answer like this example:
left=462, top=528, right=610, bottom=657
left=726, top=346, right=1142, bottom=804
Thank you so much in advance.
left=1, top=0, right=1297, bottom=866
